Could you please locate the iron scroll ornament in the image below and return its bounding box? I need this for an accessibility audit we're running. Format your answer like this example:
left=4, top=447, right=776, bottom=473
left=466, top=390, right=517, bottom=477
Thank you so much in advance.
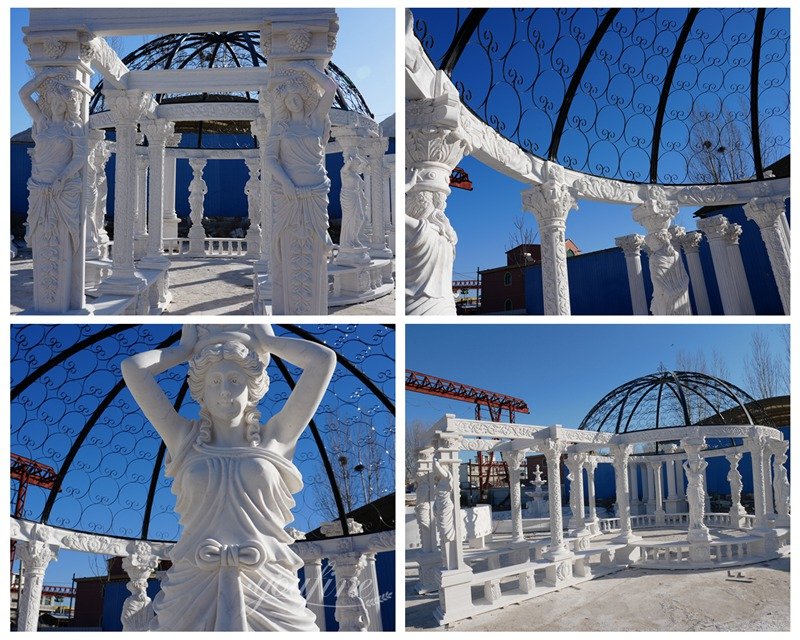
left=413, top=7, right=789, bottom=185
left=11, top=324, right=395, bottom=542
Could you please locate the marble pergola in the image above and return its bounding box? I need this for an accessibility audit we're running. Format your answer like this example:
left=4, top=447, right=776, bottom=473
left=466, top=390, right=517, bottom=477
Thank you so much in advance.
left=404, top=9, right=790, bottom=316
left=21, top=8, right=394, bottom=316
left=413, top=414, right=790, bottom=625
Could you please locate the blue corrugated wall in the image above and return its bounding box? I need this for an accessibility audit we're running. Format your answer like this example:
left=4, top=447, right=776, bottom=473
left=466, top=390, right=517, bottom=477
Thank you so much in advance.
left=524, top=203, right=787, bottom=315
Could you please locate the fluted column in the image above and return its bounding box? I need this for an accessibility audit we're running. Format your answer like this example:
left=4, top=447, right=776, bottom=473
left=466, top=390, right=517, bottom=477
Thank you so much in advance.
left=675, top=230, right=712, bottom=314
left=303, top=557, right=325, bottom=629
left=723, top=223, right=755, bottom=314
left=651, top=461, right=665, bottom=524
left=615, top=234, right=649, bottom=315
left=121, top=541, right=159, bottom=631
left=16, top=532, right=59, bottom=631
left=744, top=196, right=790, bottom=313
left=365, top=136, right=392, bottom=259
left=99, top=90, right=154, bottom=295
left=771, top=440, right=790, bottom=527
left=406, top=85, right=472, bottom=315
left=140, top=119, right=173, bottom=269
left=133, top=151, right=149, bottom=259
left=504, top=449, right=527, bottom=543
left=665, top=458, right=679, bottom=514
left=244, top=156, right=262, bottom=258
left=522, top=161, right=578, bottom=315
left=187, top=157, right=207, bottom=257
left=632, top=185, right=690, bottom=315
left=612, top=445, right=638, bottom=543
left=697, top=215, right=740, bottom=314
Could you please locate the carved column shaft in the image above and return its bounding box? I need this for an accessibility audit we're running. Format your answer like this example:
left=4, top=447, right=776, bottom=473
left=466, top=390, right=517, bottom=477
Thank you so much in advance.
left=187, top=157, right=207, bottom=257
left=543, top=440, right=570, bottom=558
left=651, top=462, right=665, bottom=523
left=334, top=132, right=372, bottom=266
left=251, top=116, right=272, bottom=287
left=365, top=136, right=392, bottom=258
left=99, top=90, right=153, bottom=294
left=414, top=450, right=436, bottom=552
left=331, top=553, right=369, bottom=632
left=121, top=542, right=159, bottom=631
left=696, top=215, right=740, bottom=313
left=632, top=186, right=690, bottom=315
left=504, top=450, right=526, bottom=543
left=566, top=454, right=585, bottom=532
left=140, top=119, right=173, bottom=268
left=134, top=151, right=149, bottom=258
left=749, top=436, right=770, bottom=529
left=162, top=133, right=181, bottom=243
left=244, top=156, right=262, bottom=258
left=17, top=538, right=59, bottom=631
left=522, top=162, right=577, bottom=316
left=585, top=459, right=598, bottom=525
left=681, top=438, right=711, bottom=542
left=763, top=449, right=775, bottom=518
left=434, top=437, right=466, bottom=571
left=84, top=129, right=106, bottom=260
left=726, top=453, right=746, bottom=518
left=676, top=231, right=712, bottom=315
left=744, top=196, right=790, bottom=313
left=771, top=441, right=790, bottom=524
left=615, top=234, right=649, bottom=315
left=406, top=86, right=471, bottom=316
left=722, top=223, right=755, bottom=313
left=612, top=446, right=636, bottom=542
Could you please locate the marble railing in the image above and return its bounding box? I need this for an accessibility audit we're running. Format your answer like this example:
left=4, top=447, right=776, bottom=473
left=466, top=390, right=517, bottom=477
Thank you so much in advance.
left=638, top=536, right=763, bottom=567
left=10, top=518, right=393, bottom=632
left=163, top=238, right=248, bottom=257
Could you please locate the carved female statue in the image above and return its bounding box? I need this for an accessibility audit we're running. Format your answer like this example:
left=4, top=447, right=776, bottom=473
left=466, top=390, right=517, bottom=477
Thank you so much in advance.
left=266, top=62, right=337, bottom=314
left=337, top=151, right=370, bottom=259
left=121, top=324, right=336, bottom=631
left=19, top=70, right=87, bottom=311
left=645, top=229, right=691, bottom=315
left=405, top=187, right=458, bottom=315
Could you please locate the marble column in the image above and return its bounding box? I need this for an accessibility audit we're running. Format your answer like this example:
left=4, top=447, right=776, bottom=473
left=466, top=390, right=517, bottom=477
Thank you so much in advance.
left=99, top=90, right=153, bottom=295
left=612, top=445, right=639, bottom=544
left=748, top=434, right=771, bottom=531
left=675, top=230, right=712, bottom=315
left=681, top=437, right=711, bottom=562
left=542, top=438, right=573, bottom=586
left=362, top=553, right=382, bottom=632
left=16, top=534, right=59, bottom=631
left=632, top=185, right=691, bottom=315
left=303, top=557, right=325, bottom=629
left=331, top=553, right=369, bottom=631
left=433, top=434, right=474, bottom=622
left=406, top=84, right=472, bottom=316
left=615, top=234, right=649, bottom=315
left=697, top=215, right=740, bottom=314
left=522, top=161, right=578, bottom=316
left=121, top=541, right=159, bottom=631
left=365, top=136, right=392, bottom=259
left=22, top=32, right=94, bottom=313
left=770, top=440, right=790, bottom=527
left=566, top=453, right=585, bottom=533
left=744, top=196, right=790, bottom=313
left=384, top=155, right=396, bottom=253
left=664, top=458, right=679, bottom=514
left=763, top=447, right=775, bottom=520
left=186, top=157, right=207, bottom=257
left=651, top=461, right=665, bottom=524
left=641, top=462, right=652, bottom=515
left=162, top=133, right=181, bottom=244
left=84, top=129, right=107, bottom=261
left=584, top=457, right=599, bottom=533
left=139, top=119, right=173, bottom=269
left=702, top=465, right=712, bottom=513
left=251, top=115, right=272, bottom=297
left=133, top=151, right=149, bottom=259
left=414, top=448, right=440, bottom=594
left=259, top=15, right=338, bottom=316
left=504, top=449, right=527, bottom=543
left=244, top=156, right=262, bottom=259
left=629, top=463, right=641, bottom=515
left=726, top=452, right=746, bottom=527
left=723, top=223, right=755, bottom=314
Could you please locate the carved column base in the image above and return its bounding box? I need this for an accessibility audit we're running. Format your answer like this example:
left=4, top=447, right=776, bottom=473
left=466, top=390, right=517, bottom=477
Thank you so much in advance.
left=433, top=567, right=474, bottom=626
left=688, top=542, right=710, bottom=563
left=415, top=551, right=442, bottom=594
left=134, top=234, right=148, bottom=260
left=544, top=559, right=574, bottom=587
left=335, top=246, right=372, bottom=267
left=98, top=271, right=146, bottom=296
left=188, top=227, right=207, bottom=257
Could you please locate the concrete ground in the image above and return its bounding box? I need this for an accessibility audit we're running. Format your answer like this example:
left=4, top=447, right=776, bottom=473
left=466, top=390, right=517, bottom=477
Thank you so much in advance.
left=10, top=256, right=395, bottom=316
left=406, top=554, right=790, bottom=632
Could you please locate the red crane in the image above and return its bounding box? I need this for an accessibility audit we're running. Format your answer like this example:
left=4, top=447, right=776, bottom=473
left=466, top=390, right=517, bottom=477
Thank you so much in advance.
left=10, top=453, right=57, bottom=567
left=406, top=370, right=530, bottom=498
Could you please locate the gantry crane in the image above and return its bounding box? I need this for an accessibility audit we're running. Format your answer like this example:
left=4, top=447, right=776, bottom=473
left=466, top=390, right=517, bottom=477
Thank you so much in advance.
left=406, top=370, right=530, bottom=499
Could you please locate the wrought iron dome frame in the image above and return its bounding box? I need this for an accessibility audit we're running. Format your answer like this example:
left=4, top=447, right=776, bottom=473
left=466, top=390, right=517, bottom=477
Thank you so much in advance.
left=10, top=324, right=395, bottom=543
left=88, top=31, right=373, bottom=147
left=578, top=369, right=776, bottom=453
left=412, top=8, right=790, bottom=185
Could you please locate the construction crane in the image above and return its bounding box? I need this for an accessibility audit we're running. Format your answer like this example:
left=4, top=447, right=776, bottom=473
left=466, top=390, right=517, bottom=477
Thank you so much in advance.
left=10, top=453, right=57, bottom=568
left=406, top=369, right=530, bottom=499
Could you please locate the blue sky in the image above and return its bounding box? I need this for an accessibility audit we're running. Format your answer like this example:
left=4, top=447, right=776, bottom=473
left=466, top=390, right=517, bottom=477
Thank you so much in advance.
left=9, top=8, right=395, bottom=136
left=406, top=324, right=788, bottom=429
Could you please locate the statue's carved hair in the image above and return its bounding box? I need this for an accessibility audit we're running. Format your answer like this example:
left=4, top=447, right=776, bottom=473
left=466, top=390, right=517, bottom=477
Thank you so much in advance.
left=187, top=341, right=269, bottom=446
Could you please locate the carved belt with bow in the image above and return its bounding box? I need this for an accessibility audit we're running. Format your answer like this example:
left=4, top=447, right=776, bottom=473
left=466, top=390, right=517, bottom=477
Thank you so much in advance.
left=195, top=538, right=267, bottom=630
